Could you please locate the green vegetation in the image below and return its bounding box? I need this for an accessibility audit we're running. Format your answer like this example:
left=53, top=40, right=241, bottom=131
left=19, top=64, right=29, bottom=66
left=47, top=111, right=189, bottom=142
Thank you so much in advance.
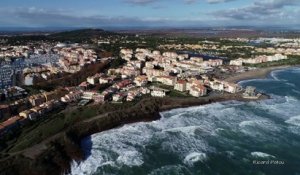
left=246, top=55, right=300, bottom=68
left=49, top=29, right=119, bottom=43
left=110, top=57, right=127, bottom=68
left=169, top=90, right=190, bottom=98
left=4, top=100, right=140, bottom=153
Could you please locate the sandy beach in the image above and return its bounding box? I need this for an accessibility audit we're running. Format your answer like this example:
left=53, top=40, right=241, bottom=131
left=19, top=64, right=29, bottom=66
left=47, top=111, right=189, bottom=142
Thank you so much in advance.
left=225, top=65, right=292, bottom=83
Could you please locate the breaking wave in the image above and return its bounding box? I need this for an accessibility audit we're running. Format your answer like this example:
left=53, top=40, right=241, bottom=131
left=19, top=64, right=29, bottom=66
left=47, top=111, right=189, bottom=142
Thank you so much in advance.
left=251, top=152, right=276, bottom=158
left=70, top=67, right=300, bottom=175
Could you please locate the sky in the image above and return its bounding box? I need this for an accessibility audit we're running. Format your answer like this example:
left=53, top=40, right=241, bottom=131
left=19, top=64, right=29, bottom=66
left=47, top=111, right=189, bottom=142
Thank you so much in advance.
left=0, top=0, right=299, bottom=28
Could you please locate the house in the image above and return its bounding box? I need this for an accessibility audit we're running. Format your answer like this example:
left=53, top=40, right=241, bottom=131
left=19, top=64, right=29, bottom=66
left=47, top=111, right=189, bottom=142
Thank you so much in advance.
left=92, top=93, right=104, bottom=103
left=174, top=80, right=187, bottom=92
left=0, top=116, right=23, bottom=135
left=43, top=90, right=65, bottom=102
left=140, top=87, right=150, bottom=94
left=187, top=79, right=205, bottom=91
left=156, top=76, right=177, bottom=86
left=189, top=84, right=207, bottom=97
left=230, top=58, right=244, bottom=66
left=126, top=90, right=141, bottom=101
left=113, top=93, right=127, bottom=102
left=79, top=81, right=91, bottom=90
left=210, top=81, right=224, bottom=91
left=99, top=76, right=117, bottom=84
left=87, top=74, right=102, bottom=85
left=82, top=91, right=98, bottom=100
left=134, top=75, right=148, bottom=87
left=29, top=94, right=46, bottom=106
left=19, top=110, right=39, bottom=120
left=150, top=87, right=170, bottom=97
left=100, top=88, right=117, bottom=102
left=30, top=106, right=46, bottom=115
left=61, top=91, right=83, bottom=103
left=224, top=83, right=240, bottom=93
left=115, top=80, right=132, bottom=89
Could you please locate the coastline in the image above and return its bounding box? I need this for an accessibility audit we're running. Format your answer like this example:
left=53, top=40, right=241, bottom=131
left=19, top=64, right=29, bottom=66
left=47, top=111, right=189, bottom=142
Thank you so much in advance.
left=2, top=65, right=296, bottom=175
left=225, top=65, right=293, bottom=83
left=2, top=66, right=295, bottom=175
left=0, top=93, right=269, bottom=175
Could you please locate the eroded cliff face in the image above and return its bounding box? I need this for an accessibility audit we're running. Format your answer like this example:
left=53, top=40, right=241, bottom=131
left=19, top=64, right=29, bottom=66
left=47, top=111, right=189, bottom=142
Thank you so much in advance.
left=0, top=94, right=268, bottom=175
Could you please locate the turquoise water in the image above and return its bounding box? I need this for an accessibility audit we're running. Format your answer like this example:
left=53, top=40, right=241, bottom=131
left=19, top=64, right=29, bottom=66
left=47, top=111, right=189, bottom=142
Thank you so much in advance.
left=71, top=67, right=300, bottom=175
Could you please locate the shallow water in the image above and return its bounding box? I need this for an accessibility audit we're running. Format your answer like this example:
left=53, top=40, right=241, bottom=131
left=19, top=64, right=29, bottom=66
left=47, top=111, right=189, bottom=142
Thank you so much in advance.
left=71, top=67, right=300, bottom=175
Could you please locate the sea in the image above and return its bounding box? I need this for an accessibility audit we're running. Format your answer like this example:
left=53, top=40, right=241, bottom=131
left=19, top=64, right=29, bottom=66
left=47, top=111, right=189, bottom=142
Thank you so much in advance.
left=70, top=67, right=300, bottom=175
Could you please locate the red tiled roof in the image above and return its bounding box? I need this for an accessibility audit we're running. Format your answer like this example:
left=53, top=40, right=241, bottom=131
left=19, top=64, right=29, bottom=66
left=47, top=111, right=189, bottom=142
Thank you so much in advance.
left=0, top=116, right=22, bottom=128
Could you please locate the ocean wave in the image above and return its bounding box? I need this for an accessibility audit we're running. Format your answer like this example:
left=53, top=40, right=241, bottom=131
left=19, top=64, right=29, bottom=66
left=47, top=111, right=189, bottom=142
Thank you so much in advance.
left=253, top=95, right=300, bottom=119
left=292, top=89, right=300, bottom=95
left=270, top=69, right=286, bottom=81
left=162, top=126, right=203, bottom=136
left=251, top=152, right=276, bottom=158
left=238, top=78, right=277, bottom=85
left=289, top=67, right=300, bottom=73
left=148, top=165, right=193, bottom=175
left=183, top=152, right=207, bottom=166
left=285, top=115, right=300, bottom=127
left=70, top=69, right=300, bottom=174
left=286, top=82, right=297, bottom=88
left=116, top=151, right=144, bottom=167
left=238, top=119, right=281, bottom=140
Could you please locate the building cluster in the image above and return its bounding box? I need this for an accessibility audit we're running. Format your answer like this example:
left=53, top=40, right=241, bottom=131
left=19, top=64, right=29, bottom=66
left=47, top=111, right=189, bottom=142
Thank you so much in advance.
left=23, top=64, right=61, bottom=86
left=0, top=86, right=27, bottom=101
left=0, top=46, right=32, bottom=58
left=69, top=48, right=239, bottom=101
left=0, top=44, right=55, bottom=58
left=256, top=47, right=300, bottom=55
left=0, top=89, right=68, bottom=136
left=230, top=54, right=288, bottom=66
left=57, top=47, right=98, bottom=73
left=158, top=43, right=254, bottom=52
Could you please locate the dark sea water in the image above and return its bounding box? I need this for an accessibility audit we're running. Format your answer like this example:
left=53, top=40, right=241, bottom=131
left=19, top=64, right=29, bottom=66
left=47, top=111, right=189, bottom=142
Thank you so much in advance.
left=71, top=67, right=300, bottom=175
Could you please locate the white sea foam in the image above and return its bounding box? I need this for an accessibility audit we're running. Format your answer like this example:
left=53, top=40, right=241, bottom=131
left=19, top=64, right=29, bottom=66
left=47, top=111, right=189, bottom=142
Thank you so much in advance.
left=292, top=89, right=300, bottom=95
left=148, top=165, right=191, bottom=175
left=251, top=152, right=276, bottom=158
left=238, top=119, right=281, bottom=140
left=183, top=152, right=207, bottom=166
left=70, top=89, right=300, bottom=175
left=270, top=69, right=286, bottom=81
left=238, top=78, right=277, bottom=85
left=285, top=115, right=300, bottom=127
left=163, top=126, right=202, bottom=136
left=116, top=151, right=144, bottom=167
left=255, top=95, right=300, bottom=119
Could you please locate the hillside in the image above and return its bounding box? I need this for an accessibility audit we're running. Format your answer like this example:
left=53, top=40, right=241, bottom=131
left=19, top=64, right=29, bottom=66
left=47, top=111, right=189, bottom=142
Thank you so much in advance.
left=48, top=28, right=119, bottom=42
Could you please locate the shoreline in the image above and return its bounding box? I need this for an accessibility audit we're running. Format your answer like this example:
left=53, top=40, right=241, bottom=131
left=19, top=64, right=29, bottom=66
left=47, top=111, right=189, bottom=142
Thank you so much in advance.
left=2, top=66, right=294, bottom=175
left=1, top=65, right=294, bottom=175
left=225, top=65, right=294, bottom=83
left=0, top=93, right=269, bottom=175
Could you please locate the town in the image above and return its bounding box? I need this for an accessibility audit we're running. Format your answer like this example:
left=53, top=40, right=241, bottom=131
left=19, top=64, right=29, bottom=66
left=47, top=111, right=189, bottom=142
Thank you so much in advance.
left=0, top=29, right=300, bottom=157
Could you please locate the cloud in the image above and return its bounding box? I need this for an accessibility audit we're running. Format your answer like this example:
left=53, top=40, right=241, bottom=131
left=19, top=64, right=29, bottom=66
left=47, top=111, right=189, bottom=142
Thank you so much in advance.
left=0, top=7, right=210, bottom=27
left=184, top=0, right=236, bottom=4
left=206, top=0, right=235, bottom=4
left=211, top=0, right=300, bottom=21
left=184, top=0, right=197, bottom=4
left=124, top=0, right=236, bottom=6
left=123, top=0, right=159, bottom=6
